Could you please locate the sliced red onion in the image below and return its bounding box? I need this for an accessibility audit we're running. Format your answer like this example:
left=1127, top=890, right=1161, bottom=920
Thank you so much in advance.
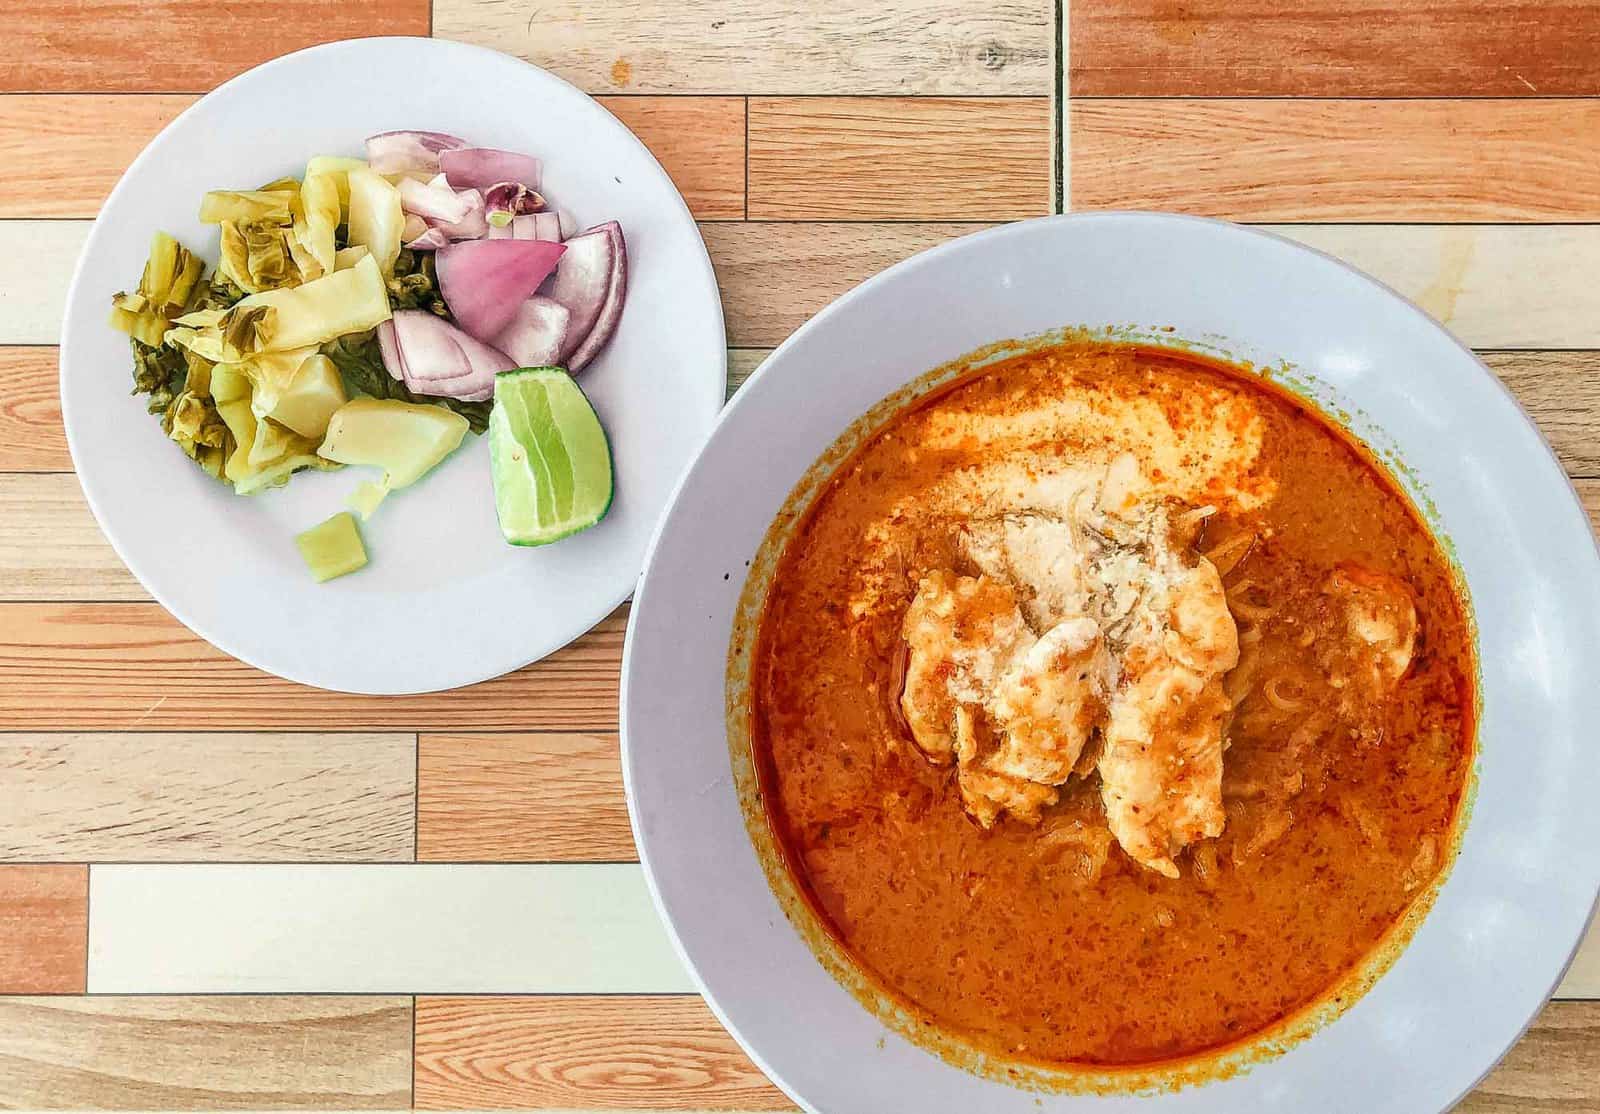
left=484, top=182, right=547, bottom=228
left=436, top=239, right=568, bottom=343
left=389, top=310, right=513, bottom=401
left=365, top=130, right=469, bottom=177
left=406, top=227, right=450, bottom=250
left=532, top=212, right=562, bottom=242
left=398, top=176, right=472, bottom=224
left=440, top=147, right=542, bottom=191
left=376, top=319, right=407, bottom=383
left=548, top=221, right=627, bottom=372
left=492, top=295, right=571, bottom=368
left=428, top=188, right=488, bottom=241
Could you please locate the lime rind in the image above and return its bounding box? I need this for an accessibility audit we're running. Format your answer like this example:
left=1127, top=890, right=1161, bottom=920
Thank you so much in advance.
left=490, top=366, right=614, bottom=546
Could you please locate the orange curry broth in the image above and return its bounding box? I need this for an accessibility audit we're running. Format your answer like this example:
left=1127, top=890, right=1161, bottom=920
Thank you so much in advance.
left=748, top=343, right=1474, bottom=1067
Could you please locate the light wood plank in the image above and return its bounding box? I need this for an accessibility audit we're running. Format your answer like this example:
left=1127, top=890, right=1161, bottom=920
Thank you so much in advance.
left=0, top=996, right=410, bottom=1109
left=1459, top=1001, right=1600, bottom=1112
left=0, top=95, right=744, bottom=221
left=1560, top=916, right=1600, bottom=999
left=0, top=603, right=623, bottom=731
left=748, top=98, right=1051, bottom=220
left=1482, top=352, right=1600, bottom=478
left=0, top=474, right=139, bottom=601
left=0, top=733, right=414, bottom=862
left=0, top=865, right=84, bottom=993
left=1070, top=0, right=1600, bottom=96
left=87, top=865, right=690, bottom=994
left=21, top=221, right=1600, bottom=350
left=0, top=347, right=66, bottom=470
left=1073, top=100, right=1600, bottom=223
left=418, top=733, right=634, bottom=862
left=704, top=222, right=1600, bottom=350
left=434, top=0, right=1051, bottom=95
left=4, top=1, right=429, bottom=93
left=598, top=97, right=746, bottom=220
left=727, top=349, right=770, bottom=398
left=0, top=95, right=188, bottom=217
left=414, top=996, right=792, bottom=1110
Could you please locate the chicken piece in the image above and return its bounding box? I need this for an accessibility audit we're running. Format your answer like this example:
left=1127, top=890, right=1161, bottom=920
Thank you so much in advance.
left=1322, top=565, right=1417, bottom=691
left=961, top=513, right=1090, bottom=629
left=899, top=570, right=1033, bottom=765
left=1098, top=557, right=1239, bottom=879
left=960, top=765, right=1059, bottom=828
left=988, top=617, right=1108, bottom=784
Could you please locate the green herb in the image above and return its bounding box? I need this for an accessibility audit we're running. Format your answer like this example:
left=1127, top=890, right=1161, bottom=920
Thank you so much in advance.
left=386, top=249, right=449, bottom=317
left=323, top=332, right=493, bottom=434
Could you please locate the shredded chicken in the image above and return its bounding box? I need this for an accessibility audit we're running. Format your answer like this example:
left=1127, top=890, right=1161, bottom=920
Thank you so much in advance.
left=898, top=454, right=1242, bottom=875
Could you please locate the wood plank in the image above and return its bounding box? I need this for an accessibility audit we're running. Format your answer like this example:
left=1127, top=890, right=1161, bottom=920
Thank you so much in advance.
left=0, top=95, right=188, bottom=218
left=87, top=865, right=690, bottom=994
left=748, top=98, right=1051, bottom=220
left=22, top=221, right=1600, bottom=349
left=0, top=734, right=414, bottom=862
left=1560, top=916, right=1600, bottom=999
left=1072, top=99, right=1600, bottom=223
left=0, top=603, right=623, bottom=732
left=598, top=97, right=746, bottom=221
left=434, top=0, right=1052, bottom=95
left=418, top=733, right=634, bottom=862
left=0, top=95, right=744, bottom=221
left=0, top=475, right=139, bottom=601
left=4, top=1, right=429, bottom=93
left=0, top=996, right=410, bottom=1109
left=0, top=865, right=85, bottom=993
left=414, top=995, right=792, bottom=1110
left=0, top=348, right=65, bottom=471
left=1459, top=1001, right=1600, bottom=1112
left=1070, top=0, right=1600, bottom=96
left=727, top=348, right=770, bottom=398
left=1482, top=352, right=1600, bottom=478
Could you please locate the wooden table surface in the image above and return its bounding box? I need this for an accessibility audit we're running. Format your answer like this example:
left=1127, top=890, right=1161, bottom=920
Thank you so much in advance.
left=1, top=1, right=1598, bottom=1109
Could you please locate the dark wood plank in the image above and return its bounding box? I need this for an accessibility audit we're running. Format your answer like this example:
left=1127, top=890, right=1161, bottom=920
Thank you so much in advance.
left=1070, top=0, right=1600, bottom=96
left=0, top=865, right=85, bottom=993
left=0, top=348, right=65, bottom=471
left=3, top=0, right=431, bottom=92
left=1460, top=1001, right=1600, bottom=1111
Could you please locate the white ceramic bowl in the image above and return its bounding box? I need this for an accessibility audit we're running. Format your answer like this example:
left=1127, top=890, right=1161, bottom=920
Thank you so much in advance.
left=622, top=213, right=1600, bottom=1112
left=59, top=37, right=724, bottom=694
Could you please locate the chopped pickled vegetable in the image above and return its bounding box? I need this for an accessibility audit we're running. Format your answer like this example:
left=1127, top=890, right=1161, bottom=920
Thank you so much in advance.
left=261, top=353, right=347, bottom=440
left=199, top=189, right=295, bottom=225
left=295, top=512, right=369, bottom=582
left=346, top=166, right=404, bottom=278
left=317, top=397, right=468, bottom=489
left=297, top=170, right=340, bottom=273
left=220, top=254, right=391, bottom=357
left=347, top=479, right=389, bottom=520
left=304, top=155, right=367, bottom=209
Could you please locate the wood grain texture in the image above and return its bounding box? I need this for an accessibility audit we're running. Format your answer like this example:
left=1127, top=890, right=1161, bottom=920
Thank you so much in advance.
left=3, top=1, right=429, bottom=93
left=598, top=97, right=746, bottom=220
left=0, top=95, right=188, bottom=217
left=1561, top=917, right=1600, bottom=999
left=748, top=98, right=1051, bottom=220
left=1485, top=352, right=1600, bottom=477
left=1459, top=1001, right=1600, bottom=1111
left=1073, top=99, right=1600, bottom=222
left=0, top=604, right=623, bottom=731
left=704, top=222, right=992, bottom=346
left=727, top=349, right=770, bottom=397
left=435, top=0, right=1051, bottom=95
left=0, top=348, right=66, bottom=470
left=418, top=733, right=634, bottom=862
left=1070, top=0, right=1600, bottom=96
left=0, top=865, right=85, bottom=993
left=414, top=995, right=792, bottom=1110
left=0, top=95, right=743, bottom=221
left=0, top=734, right=414, bottom=862
left=0, top=221, right=88, bottom=344
left=0, top=996, right=410, bottom=1109
left=0, top=475, right=139, bottom=601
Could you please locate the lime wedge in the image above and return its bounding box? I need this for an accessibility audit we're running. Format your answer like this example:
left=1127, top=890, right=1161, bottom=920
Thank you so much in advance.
left=490, top=366, right=614, bottom=546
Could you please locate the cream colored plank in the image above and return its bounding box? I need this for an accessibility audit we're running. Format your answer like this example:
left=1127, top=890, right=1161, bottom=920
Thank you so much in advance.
left=727, top=348, right=770, bottom=397
left=0, top=733, right=414, bottom=862
left=433, top=0, right=1052, bottom=95
left=88, top=864, right=692, bottom=993
left=0, top=996, right=410, bottom=1109
left=705, top=222, right=1600, bottom=349
left=0, top=474, right=139, bottom=601
left=0, top=221, right=85, bottom=344
left=1559, top=915, right=1600, bottom=999
left=19, top=221, right=1600, bottom=350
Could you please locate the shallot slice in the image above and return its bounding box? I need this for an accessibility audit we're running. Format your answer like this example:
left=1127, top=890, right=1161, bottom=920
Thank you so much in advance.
left=440, top=147, right=542, bottom=191
left=548, top=221, right=627, bottom=371
left=436, top=239, right=567, bottom=343
left=398, top=177, right=472, bottom=224
left=492, top=295, right=571, bottom=368
left=365, top=130, right=468, bottom=177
